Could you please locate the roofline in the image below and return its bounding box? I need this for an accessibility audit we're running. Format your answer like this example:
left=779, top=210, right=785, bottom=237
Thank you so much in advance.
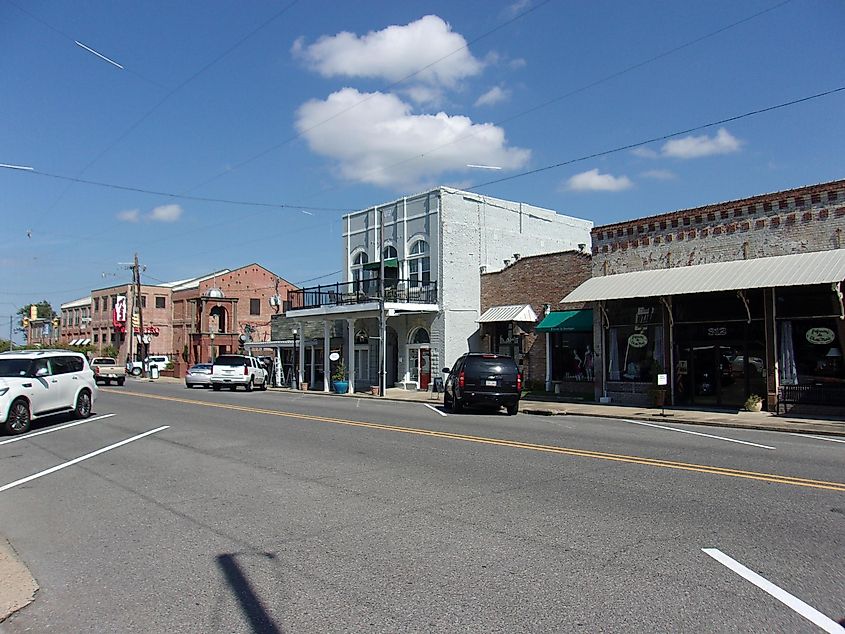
left=594, top=178, right=845, bottom=232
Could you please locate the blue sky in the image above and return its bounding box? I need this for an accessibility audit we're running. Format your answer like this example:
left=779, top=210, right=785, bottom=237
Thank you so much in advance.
left=1, top=0, right=844, bottom=334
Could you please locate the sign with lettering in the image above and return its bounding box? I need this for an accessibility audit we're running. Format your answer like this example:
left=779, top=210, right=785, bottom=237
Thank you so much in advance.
left=805, top=327, right=835, bottom=345
left=627, top=333, right=648, bottom=348
left=657, top=373, right=668, bottom=386
left=707, top=327, right=727, bottom=337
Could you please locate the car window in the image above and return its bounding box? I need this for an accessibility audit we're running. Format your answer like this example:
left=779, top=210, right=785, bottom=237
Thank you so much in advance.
left=32, top=359, right=51, bottom=377
left=50, top=357, right=73, bottom=375
left=0, top=359, right=31, bottom=377
left=67, top=356, right=84, bottom=372
left=215, top=355, right=248, bottom=366
left=466, top=357, right=518, bottom=376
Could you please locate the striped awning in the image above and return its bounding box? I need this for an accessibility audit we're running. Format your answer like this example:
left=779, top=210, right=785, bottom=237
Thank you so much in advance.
left=477, top=304, right=538, bottom=323
left=562, top=249, right=845, bottom=303
left=69, top=339, right=79, bottom=346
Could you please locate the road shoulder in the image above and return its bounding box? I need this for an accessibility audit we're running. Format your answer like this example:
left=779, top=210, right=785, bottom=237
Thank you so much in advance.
left=0, top=537, right=38, bottom=622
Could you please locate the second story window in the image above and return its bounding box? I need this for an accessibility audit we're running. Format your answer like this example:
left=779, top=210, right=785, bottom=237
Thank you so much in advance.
left=94, top=297, right=100, bottom=313
left=155, top=296, right=166, bottom=309
left=351, top=251, right=369, bottom=289
left=250, top=298, right=260, bottom=315
left=408, top=240, right=430, bottom=287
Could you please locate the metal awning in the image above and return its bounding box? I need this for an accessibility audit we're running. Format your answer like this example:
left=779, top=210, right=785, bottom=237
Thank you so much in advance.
left=362, top=258, right=399, bottom=271
left=477, top=304, right=538, bottom=323
left=69, top=339, right=79, bottom=345
left=562, top=250, right=845, bottom=303
left=536, top=309, right=593, bottom=332
left=80, top=338, right=91, bottom=345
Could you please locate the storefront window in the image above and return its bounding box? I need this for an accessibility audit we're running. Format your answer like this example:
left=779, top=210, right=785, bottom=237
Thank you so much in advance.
left=779, top=319, right=845, bottom=385
left=605, top=300, right=664, bottom=382
left=550, top=332, right=593, bottom=381
left=491, top=323, right=522, bottom=360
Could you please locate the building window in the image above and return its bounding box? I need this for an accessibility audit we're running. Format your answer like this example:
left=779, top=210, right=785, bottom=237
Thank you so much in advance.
left=250, top=298, right=260, bottom=315
left=351, top=251, right=369, bottom=291
left=408, top=240, right=430, bottom=286
left=383, top=245, right=398, bottom=259
left=94, top=334, right=99, bottom=343
left=606, top=300, right=664, bottom=382
left=94, top=297, right=100, bottom=312
left=155, top=296, right=166, bottom=309
left=141, top=295, right=147, bottom=308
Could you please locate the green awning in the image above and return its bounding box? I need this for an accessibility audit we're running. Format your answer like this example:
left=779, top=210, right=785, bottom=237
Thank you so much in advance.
left=362, top=258, right=399, bottom=271
left=536, top=309, right=593, bottom=333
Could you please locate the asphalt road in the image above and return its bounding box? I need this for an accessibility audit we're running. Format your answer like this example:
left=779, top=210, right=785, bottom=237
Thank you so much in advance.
left=0, top=379, right=843, bottom=633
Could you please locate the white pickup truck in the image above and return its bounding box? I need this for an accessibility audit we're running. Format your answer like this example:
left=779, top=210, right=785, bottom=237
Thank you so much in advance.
left=90, top=357, right=126, bottom=386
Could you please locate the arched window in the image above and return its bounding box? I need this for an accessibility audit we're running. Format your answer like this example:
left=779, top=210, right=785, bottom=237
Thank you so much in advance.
left=351, top=251, right=369, bottom=290
left=355, top=329, right=369, bottom=344
left=409, top=327, right=430, bottom=344
left=408, top=240, right=430, bottom=287
left=383, top=245, right=398, bottom=260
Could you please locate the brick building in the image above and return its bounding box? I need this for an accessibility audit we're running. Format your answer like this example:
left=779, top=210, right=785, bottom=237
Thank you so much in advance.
left=59, top=296, right=92, bottom=346
left=479, top=250, right=592, bottom=397
left=563, top=179, right=845, bottom=411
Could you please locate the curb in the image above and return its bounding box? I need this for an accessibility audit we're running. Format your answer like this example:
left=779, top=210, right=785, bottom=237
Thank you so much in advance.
left=0, top=538, right=38, bottom=623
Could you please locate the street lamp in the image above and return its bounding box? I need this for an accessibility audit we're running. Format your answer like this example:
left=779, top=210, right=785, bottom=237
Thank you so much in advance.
left=292, top=328, right=298, bottom=389
left=210, top=332, right=216, bottom=364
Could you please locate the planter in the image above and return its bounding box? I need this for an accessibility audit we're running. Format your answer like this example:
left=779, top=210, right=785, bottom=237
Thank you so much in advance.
left=745, top=401, right=763, bottom=412
left=300, top=382, right=309, bottom=391
left=370, top=385, right=380, bottom=396
left=651, top=388, right=668, bottom=408
left=333, top=380, right=349, bottom=394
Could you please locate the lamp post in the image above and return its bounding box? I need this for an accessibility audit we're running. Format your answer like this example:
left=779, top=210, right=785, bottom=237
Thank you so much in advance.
left=292, top=327, right=298, bottom=390
left=210, top=332, right=216, bottom=364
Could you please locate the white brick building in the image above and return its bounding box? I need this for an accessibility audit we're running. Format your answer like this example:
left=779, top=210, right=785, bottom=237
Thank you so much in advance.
left=285, top=187, right=592, bottom=392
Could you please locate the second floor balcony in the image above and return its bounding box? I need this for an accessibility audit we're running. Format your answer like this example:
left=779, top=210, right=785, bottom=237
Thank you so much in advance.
left=288, top=277, right=438, bottom=312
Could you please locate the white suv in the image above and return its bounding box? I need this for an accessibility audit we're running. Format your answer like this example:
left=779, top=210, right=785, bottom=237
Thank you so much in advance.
left=211, top=355, right=268, bottom=392
left=0, top=350, right=98, bottom=435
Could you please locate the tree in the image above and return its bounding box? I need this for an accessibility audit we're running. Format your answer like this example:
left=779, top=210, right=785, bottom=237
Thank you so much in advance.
left=16, top=301, right=57, bottom=341
left=0, top=339, right=11, bottom=354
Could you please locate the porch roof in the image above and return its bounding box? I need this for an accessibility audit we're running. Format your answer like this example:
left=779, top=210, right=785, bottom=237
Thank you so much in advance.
left=477, top=304, right=537, bottom=323
left=561, top=250, right=845, bottom=303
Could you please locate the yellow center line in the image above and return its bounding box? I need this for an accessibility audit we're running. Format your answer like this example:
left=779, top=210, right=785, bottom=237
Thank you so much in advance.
left=104, top=389, right=845, bottom=493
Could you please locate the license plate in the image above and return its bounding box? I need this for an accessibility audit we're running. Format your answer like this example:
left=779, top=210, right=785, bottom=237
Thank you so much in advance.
left=485, top=380, right=497, bottom=386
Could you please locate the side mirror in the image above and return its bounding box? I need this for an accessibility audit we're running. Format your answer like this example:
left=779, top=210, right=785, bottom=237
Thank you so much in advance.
left=442, top=367, right=450, bottom=374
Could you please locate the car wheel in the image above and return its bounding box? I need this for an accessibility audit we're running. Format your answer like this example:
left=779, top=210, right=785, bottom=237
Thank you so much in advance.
left=260, top=377, right=268, bottom=391
left=117, top=378, right=125, bottom=386
left=452, top=395, right=463, bottom=413
left=245, top=378, right=254, bottom=392
left=75, top=390, right=92, bottom=419
left=4, top=399, right=31, bottom=435
left=443, top=392, right=452, bottom=411
left=212, top=384, right=221, bottom=392
left=506, top=402, right=519, bottom=416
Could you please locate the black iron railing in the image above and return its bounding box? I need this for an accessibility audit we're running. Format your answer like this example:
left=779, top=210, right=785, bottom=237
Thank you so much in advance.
left=288, top=278, right=438, bottom=311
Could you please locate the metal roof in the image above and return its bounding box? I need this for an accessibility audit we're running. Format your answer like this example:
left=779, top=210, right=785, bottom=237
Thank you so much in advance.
left=562, top=250, right=845, bottom=303
left=61, top=296, right=91, bottom=309
left=477, top=304, right=538, bottom=323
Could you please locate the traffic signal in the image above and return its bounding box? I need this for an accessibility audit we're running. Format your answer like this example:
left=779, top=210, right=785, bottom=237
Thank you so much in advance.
left=22, top=317, right=30, bottom=328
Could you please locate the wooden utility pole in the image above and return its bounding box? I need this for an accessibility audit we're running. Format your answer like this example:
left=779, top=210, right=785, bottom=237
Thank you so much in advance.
left=134, top=253, right=147, bottom=377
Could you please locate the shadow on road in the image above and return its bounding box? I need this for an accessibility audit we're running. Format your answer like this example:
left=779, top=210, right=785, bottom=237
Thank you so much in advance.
left=216, top=553, right=283, bottom=634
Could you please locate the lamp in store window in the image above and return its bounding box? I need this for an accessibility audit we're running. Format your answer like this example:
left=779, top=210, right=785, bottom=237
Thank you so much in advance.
left=825, top=346, right=842, bottom=373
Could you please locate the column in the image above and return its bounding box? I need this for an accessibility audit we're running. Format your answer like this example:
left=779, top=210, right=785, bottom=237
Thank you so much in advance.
left=323, top=320, right=330, bottom=392
left=298, top=325, right=305, bottom=388
left=764, top=287, right=777, bottom=411
left=310, top=345, right=316, bottom=387
left=545, top=332, right=552, bottom=392
left=347, top=319, right=355, bottom=394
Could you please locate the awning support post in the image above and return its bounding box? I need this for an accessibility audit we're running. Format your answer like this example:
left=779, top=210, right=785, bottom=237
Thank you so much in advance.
left=834, top=282, right=844, bottom=320
left=737, top=290, right=752, bottom=324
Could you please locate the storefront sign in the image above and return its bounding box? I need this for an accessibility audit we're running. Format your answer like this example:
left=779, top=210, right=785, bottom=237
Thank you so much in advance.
left=707, top=327, right=727, bottom=337
left=805, top=327, right=835, bottom=345
left=627, top=333, right=648, bottom=348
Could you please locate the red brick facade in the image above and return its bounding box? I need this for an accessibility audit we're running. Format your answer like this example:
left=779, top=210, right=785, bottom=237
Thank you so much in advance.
left=480, top=250, right=591, bottom=387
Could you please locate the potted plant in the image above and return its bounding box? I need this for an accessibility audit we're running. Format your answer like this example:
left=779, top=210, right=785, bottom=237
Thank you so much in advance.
left=332, top=361, right=349, bottom=394
left=744, top=394, right=763, bottom=412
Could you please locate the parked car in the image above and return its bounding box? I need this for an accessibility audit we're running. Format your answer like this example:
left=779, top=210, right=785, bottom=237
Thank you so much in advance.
left=90, top=357, right=126, bottom=386
left=185, top=363, right=213, bottom=389
left=0, top=350, right=97, bottom=435
left=211, top=355, right=268, bottom=392
left=443, top=353, right=522, bottom=415
left=127, top=355, right=170, bottom=377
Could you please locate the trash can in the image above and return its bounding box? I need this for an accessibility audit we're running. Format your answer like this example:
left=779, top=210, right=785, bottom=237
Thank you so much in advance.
left=150, top=364, right=159, bottom=380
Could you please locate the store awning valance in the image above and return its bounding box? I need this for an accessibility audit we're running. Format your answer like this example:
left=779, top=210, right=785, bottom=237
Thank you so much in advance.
left=362, top=258, right=399, bottom=271
left=477, top=304, right=538, bottom=323
left=536, top=309, right=593, bottom=332
left=80, top=338, right=91, bottom=345
left=69, top=339, right=79, bottom=345
left=561, top=249, right=845, bottom=303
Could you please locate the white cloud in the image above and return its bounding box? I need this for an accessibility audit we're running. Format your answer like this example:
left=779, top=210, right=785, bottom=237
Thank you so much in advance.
left=508, top=57, right=527, bottom=70
left=475, top=86, right=510, bottom=107
left=292, top=15, right=483, bottom=92
left=566, top=169, right=632, bottom=192
left=505, top=0, right=531, bottom=16
left=149, top=204, right=183, bottom=222
left=117, top=209, right=139, bottom=223
left=631, top=147, right=658, bottom=159
left=641, top=169, right=676, bottom=180
left=661, top=128, right=742, bottom=159
left=295, top=88, right=530, bottom=189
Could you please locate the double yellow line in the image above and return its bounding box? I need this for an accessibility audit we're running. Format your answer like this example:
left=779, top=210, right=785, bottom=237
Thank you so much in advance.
left=106, top=390, right=845, bottom=493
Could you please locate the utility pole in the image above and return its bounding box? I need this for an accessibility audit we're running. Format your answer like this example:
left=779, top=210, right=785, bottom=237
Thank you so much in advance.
left=378, top=206, right=386, bottom=397
left=133, top=253, right=148, bottom=378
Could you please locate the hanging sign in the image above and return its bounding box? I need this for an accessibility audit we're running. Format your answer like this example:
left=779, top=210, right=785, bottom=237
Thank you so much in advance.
left=329, top=352, right=340, bottom=361
left=627, top=333, right=648, bottom=348
left=805, top=327, right=835, bottom=345
left=113, top=296, right=127, bottom=327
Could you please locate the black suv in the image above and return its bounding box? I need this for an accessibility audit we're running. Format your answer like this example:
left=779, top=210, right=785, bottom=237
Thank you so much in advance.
left=443, top=353, right=522, bottom=415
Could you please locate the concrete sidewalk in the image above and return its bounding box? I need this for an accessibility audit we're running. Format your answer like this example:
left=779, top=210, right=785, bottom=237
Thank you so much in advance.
left=143, top=376, right=845, bottom=437
left=0, top=538, right=38, bottom=623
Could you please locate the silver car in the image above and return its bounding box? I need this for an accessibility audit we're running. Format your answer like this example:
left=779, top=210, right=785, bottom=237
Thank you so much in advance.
left=185, top=363, right=213, bottom=388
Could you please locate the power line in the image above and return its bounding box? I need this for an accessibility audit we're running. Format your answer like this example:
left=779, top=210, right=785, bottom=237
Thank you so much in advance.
left=306, top=0, right=794, bottom=197
left=179, top=0, right=555, bottom=196
left=466, top=84, right=845, bottom=191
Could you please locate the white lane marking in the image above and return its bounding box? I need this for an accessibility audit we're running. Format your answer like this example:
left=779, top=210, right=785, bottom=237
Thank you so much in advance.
left=356, top=399, right=361, bottom=408
left=423, top=403, right=448, bottom=417
left=0, top=414, right=116, bottom=446
left=0, top=426, right=168, bottom=493
left=702, top=548, right=844, bottom=633
left=788, top=433, right=845, bottom=445
left=623, top=419, right=775, bottom=450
